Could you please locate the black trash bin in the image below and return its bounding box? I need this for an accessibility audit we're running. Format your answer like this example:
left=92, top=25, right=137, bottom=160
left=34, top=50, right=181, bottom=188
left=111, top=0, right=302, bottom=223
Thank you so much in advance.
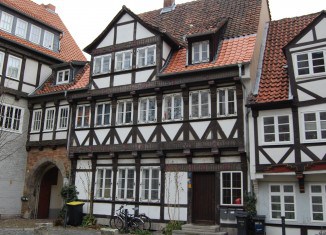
left=66, top=201, right=85, bottom=226
left=253, top=215, right=266, bottom=235
left=236, top=211, right=248, bottom=235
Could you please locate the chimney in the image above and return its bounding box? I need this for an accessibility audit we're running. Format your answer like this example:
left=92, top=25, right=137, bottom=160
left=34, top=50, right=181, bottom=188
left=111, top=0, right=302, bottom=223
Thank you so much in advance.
left=163, top=0, right=175, bottom=8
left=42, top=3, right=56, bottom=13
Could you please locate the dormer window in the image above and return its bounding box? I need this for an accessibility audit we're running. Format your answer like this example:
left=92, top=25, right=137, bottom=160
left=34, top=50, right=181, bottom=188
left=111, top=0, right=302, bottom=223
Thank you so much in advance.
left=137, top=45, right=156, bottom=68
left=30, top=25, right=41, bottom=44
left=192, top=41, right=209, bottom=64
left=43, top=30, right=54, bottom=50
left=115, top=50, right=132, bottom=71
left=93, top=54, right=111, bottom=75
left=0, top=12, right=13, bottom=33
left=56, top=69, right=70, bottom=84
left=15, top=19, right=28, bottom=39
left=294, top=50, right=326, bottom=78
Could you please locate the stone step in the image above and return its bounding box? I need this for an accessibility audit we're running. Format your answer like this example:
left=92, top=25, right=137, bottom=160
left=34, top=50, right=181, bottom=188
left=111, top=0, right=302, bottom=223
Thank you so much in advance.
left=172, top=229, right=227, bottom=235
left=182, top=224, right=221, bottom=233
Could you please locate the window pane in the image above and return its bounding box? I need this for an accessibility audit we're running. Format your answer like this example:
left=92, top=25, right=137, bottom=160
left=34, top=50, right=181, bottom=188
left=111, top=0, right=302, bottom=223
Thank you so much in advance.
left=311, top=185, right=322, bottom=193
left=103, top=56, right=111, bottom=73
left=147, top=47, right=155, bottom=65
left=271, top=185, right=280, bottom=193
left=163, top=96, right=172, bottom=120
left=174, top=95, right=182, bottom=119
left=138, top=48, right=146, bottom=67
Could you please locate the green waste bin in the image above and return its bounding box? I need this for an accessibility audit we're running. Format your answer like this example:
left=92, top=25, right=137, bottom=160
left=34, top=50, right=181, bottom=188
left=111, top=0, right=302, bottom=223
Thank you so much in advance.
left=66, top=201, right=85, bottom=226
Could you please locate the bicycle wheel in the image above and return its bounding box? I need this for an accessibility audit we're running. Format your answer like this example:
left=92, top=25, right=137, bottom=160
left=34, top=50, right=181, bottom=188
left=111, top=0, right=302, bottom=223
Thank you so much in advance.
left=140, top=215, right=151, bottom=230
left=109, top=216, right=117, bottom=228
left=131, top=217, right=145, bottom=231
left=114, top=217, right=125, bottom=231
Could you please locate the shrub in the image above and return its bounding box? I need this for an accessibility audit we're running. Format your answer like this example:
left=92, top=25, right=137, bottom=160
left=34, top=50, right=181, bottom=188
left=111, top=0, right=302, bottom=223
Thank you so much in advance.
left=162, top=221, right=182, bottom=235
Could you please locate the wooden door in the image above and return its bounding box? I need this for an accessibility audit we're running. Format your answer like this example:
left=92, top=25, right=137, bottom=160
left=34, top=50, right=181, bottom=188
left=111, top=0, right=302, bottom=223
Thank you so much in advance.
left=192, top=172, right=215, bottom=224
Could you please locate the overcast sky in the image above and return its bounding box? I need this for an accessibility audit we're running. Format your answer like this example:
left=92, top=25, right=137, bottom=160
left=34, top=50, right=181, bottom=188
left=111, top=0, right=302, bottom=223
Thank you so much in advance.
left=32, top=0, right=326, bottom=56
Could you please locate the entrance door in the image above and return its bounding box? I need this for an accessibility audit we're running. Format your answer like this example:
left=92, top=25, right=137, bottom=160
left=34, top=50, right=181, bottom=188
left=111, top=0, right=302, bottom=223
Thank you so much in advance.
left=192, top=172, right=215, bottom=224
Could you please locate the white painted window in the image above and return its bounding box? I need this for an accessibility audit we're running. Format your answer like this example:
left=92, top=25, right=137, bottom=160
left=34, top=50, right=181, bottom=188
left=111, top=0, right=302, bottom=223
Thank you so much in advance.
left=0, top=12, right=13, bottom=33
left=116, top=100, right=133, bottom=125
left=138, top=97, right=156, bottom=123
left=95, top=102, right=111, bottom=126
left=56, top=69, right=70, bottom=84
left=31, top=109, right=42, bottom=132
left=115, top=50, right=132, bottom=71
left=189, top=90, right=211, bottom=119
left=0, top=51, right=5, bottom=75
left=29, top=25, right=41, bottom=44
left=116, top=167, right=135, bottom=200
left=303, top=111, right=326, bottom=141
left=294, top=50, right=326, bottom=78
left=217, top=87, right=237, bottom=116
left=263, top=115, right=291, bottom=143
left=43, top=30, right=54, bottom=50
left=0, top=103, right=23, bottom=133
left=76, top=104, right=90, bottom=128
left=57, top=106, right=69, bottom=130
left=15, top=18, right=28, bottom=38
left=93, top=54, right=111, bottom=75
left=192, top=41, right=209, bottom=64
left=220, top=171, right=243, bottom=206
left=310, top=184, right=326, bottom=222
left=140, top=167, right=160, bottom=202
left=270, top=184, right=296, bottom=220
left=44, top=108, right=55, bottom=131
left=162, top=93, right=183, bottom=121
left=6, top=55, right=22, bottom=80
left=95, top=168, right=113, bottom=199
left=137, top=45, right=156, bottom=67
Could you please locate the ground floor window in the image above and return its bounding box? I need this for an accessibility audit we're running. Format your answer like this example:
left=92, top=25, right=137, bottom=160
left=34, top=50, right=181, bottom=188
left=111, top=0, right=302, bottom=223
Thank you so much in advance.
left=310, top=184, right=326, bottom=222
left=270, top=184, right=296, bottom=220
left=95, top=168, right=113, bottom=199
left=140, top=167, right=161, bottom=202
left=220, top=171, right=243, bottom=205
left=116, top=167, right=135, bottom=200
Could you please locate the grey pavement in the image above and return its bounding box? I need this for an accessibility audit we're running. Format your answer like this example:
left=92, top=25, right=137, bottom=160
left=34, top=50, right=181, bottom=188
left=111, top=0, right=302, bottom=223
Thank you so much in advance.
left=0, top=227, right=101, bottom=235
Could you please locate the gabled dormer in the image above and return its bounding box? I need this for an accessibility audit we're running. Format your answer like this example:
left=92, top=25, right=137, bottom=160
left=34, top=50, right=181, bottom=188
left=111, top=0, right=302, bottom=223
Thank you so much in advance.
left=52, top=61, right=87, bottom=86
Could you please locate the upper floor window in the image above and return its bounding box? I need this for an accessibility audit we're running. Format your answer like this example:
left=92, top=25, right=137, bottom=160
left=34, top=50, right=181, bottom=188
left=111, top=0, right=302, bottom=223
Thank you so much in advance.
left=31, top=109, right=42, bottom=132
left=6, top=55, right=22, bottom=80
left=270, top=184, right=296, bottom=220
left=116, top=100, right=133, bottom=125
left=57, top=106, right=69, bottom=130
left=76, top=104, right=90, bottom=128
left=221, top=171, right=242, bottom=206
left=116, top=167, right=135, bottom=201
left=15, top=18, right=28, bottom=39
left=162, top=93, right=183, bottom=121
left=138, top=97, right=156, bottom=123
left=0, top=51, right=5, bottom=75
left=192, top=41, right=209, bottom=64
left=95, top=168, right=113, bottom=199
left=140, top=167, right=160, bottom=202
left=0, top=103, right=23, bottom=133
left=43, top=30, right=54, bottom=50
left=303, top=111, right=326, bottom=141
left=189, top=90, right=211, bottom=119
left=93, top=54, right=111, bottom=75
left=0, top=12, right=13, bottom=33
left=310, top=184, right=326, bottom=222
left=30, top=25, right=41, bottom=44
left=95, top=102, right=111, bottom=127
left=295, top=50, right=326, bottom=78
left=263, top=115, right=291, bottom=143
left=56, top=69, right=70, bottom=84
left=137, top=45, right=156, bottom=68
left=44, top=108, right=55, bottom=131
left=217, top=87, right=236, bottom=116
left=115, top=50, right=132, bottom=71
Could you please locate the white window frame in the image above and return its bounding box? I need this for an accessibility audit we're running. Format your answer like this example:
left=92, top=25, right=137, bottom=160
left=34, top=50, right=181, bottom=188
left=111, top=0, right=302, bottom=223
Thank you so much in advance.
left=115, top=50, right=132, bottom=71
left=310, top=184, right=326, bottom=222
left=189, top=89, right=211, bottom=119
left=44, top=108, right=55, bottom=131
left=31, top=109, right=42, bottom=133
left=6, top=55, right=22, bottom=80
left=136, top=45, right=156, bottom=68
left=162, top=93, right=183, bottom=121
left=95, top=102, right=111, bottom=127
left=261, top=115, right=292, bottom=144
left=116, top=99, right=133, bottom=125
left=140, top=167, right=161, bottom=202
left=138, top=96, right=157, bottom=123
left=43, top=30, right=54, bottom=50
left=15, top=18, right=28, bottom=39
left=302, top=111, right=326, bottom=142
left=93, top=54, right=112, bottom=75
left=0, top=103, right=24, bottom=133
left=0, top=51, right=5, bottom=75
left=29, top=24, right=41, bottom=44
left=57, top=106, right=69, bottom=130
left=0, top=12, right=13, bottom=33
left=192, top=40, right=209, bottom=64
left=269, top=184, right=296, bottom=221
left=220, top=171, right=243, bottom=206
left=217, top=87, right=237, bottom=116
left=56, top=69, right=70, bottom=84
left=75, top=104, right=91, bottom=128
left=116, top=167, right=136, bottom=201
left=294, top=49, right=326, bottom=79
left=95, top=167, right=113, bottom=199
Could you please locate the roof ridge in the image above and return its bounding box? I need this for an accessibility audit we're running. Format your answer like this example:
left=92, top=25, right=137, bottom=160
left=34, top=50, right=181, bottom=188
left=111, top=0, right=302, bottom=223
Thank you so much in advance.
left=271, top=11, right=321, bottom=23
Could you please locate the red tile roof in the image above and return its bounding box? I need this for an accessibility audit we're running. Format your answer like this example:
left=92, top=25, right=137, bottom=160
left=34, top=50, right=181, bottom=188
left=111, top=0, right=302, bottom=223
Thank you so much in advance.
left=163, top=34, right=256, bottom=74
left=0, top=0, right=86, bottom=62
left=254, top=13, right=319, bottom=104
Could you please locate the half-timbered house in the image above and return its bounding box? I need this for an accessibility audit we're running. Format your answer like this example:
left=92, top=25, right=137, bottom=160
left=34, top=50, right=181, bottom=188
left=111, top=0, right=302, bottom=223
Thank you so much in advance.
left=68, top=0, right=270, bottom=232
left=0, top=0, right=86, bottom=218
left=249, top=11, right=326, bottom=235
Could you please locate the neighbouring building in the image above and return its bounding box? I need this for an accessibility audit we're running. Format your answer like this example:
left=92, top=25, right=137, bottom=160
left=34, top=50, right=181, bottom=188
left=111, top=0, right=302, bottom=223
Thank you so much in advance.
left=249, top=11, right=326, bottom=235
